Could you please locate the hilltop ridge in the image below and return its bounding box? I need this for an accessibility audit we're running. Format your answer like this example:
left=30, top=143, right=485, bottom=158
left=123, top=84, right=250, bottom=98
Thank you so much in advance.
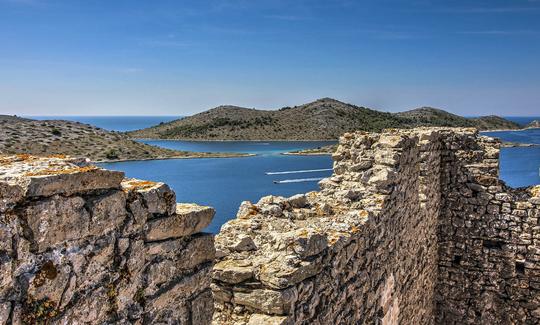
left=0, top=116, right=247, bottom=161
left=128, top=98, right=521, bottom=140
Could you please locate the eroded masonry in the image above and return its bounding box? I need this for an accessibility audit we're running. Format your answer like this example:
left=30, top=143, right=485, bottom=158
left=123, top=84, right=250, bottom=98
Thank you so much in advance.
left=1, top=128, right=539, bottom=324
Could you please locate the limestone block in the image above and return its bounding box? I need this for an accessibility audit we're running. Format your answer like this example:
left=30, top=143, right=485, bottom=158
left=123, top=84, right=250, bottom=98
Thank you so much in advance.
left=292, top=231, right=328, bottom=258
left=287, top=194, right=308, bottom=208
left=248, top=314, right=289, bottom=325
left=86, top=190, right=127, bottom=236
left=122, top=178, right=176, bottom=216
left=145, top=265, right=212, bottom=320
left=0, top=156, right=123, bottom=200
left=213, top=260, right=254, bottom=284
left=146, top=234, right=215, bottom=270
left=233, top=287, right=297, bottom=315
left=27, top=260, right=71, bottom=307
left=191, top=289, right=214, bottom=325
left=237, top=201, right=259, bottom=219
left=145, top=203, right=214, bottom=241
left=24, top=195, right=90, bottom=252
left=259, top=257, right=323, bottom=289
left=54, top=286, right=112, bottom=324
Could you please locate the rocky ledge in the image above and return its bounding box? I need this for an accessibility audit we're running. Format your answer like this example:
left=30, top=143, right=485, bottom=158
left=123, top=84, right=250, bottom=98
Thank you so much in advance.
left=0, top=154, right=215, bottom=324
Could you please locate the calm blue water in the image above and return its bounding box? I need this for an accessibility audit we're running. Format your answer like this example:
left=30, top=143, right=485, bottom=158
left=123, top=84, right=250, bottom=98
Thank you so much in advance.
left=27, top=116, right=180, bottom=132
left=142, top=140, right=335, bottom=156
left=502, top=116, right=540, bottom=127
left=465, top=116, right=540, bottom=127
left=100, top=141, right=335, bottom=233
left=483, top=128, right=540, bottom=188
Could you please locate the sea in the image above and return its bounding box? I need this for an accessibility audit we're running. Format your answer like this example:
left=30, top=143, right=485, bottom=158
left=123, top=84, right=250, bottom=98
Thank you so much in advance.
left=28, top=115, right=540, bottom=233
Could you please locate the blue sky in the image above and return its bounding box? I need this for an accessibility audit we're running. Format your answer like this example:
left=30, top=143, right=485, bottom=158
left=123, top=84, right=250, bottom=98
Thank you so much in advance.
left=1, top=0, right=539, bottom=116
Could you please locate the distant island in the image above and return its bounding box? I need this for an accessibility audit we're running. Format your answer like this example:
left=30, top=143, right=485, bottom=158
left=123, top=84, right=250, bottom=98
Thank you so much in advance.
left=0, top=116, right=249, bottom=162
left=127, top=98, right=521, bottom=141
left=526, top=120, right=540, bottom=129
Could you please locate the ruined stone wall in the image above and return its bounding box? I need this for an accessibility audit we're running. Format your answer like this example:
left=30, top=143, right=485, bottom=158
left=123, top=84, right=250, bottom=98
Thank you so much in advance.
left=212, top=128, right=540, bottom=325
left=0, top=155, right=215, bottom=324
left=212, top=129, right=447, bottom=324
left=1, top=128, right=539, bottom=325
left=436, top=132, right=540, bottom=324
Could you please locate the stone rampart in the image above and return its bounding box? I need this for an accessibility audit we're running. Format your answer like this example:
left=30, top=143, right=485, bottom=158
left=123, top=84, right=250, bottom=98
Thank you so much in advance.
left=1, top=127, right=539, bottom=324
left=0, top=155, right=215, bottom=324
left=212, top=128, right=540, bottom=324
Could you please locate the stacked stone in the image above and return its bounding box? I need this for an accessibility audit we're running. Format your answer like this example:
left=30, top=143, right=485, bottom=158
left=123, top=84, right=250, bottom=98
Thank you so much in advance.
left=0, top=155, right=215, bottom=324
left=436, top=131, right=540, bottom=324
left=212, top=127, right=540, bottom=324
left=2, top=127, right=539, bottom=325
left=212, top=129, right=444, bottom=324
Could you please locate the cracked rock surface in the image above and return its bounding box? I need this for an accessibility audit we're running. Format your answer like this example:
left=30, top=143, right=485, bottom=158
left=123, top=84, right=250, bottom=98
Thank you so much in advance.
left=0, top=155, right=215, bottom=324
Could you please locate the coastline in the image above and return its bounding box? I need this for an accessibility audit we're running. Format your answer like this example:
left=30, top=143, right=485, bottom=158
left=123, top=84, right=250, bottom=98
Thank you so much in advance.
left=93, top=152, right=255, bottom=164
left=131, top=127, right=539, bottom=143
left=132, top=137, right=339, bottom=142
left=481, top=127, right=539, bottom=133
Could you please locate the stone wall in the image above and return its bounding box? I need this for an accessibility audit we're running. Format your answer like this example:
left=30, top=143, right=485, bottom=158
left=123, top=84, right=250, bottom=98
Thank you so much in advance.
left=212, top=128, right=540, bottom=324
left=0, top=155, right=215, bottom=324
left=1, top=127, right=539, bottom=324
left=436, top=131, right=540, bottom=324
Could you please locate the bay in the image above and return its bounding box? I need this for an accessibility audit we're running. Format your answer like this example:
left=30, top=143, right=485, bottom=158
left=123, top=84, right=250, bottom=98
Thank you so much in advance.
left=99, top=141, right=335, bottom=233
left=482, top=128, right=540, bottom=188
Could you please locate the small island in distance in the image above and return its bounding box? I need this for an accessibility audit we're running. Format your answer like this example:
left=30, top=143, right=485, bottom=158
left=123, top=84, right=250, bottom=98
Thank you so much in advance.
left=128, top=98, right=521, bottom=141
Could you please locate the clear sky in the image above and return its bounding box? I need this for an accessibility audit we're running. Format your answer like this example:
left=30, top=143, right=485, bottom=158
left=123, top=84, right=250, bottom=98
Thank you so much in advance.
left=1, top=0, right=539, bottom=116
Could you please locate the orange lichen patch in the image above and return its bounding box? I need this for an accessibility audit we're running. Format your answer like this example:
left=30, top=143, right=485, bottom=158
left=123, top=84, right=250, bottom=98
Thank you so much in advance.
left=0, top=154, right=39, bottom=166
left=530, top=186, right=540, bottom=197
left=16, top=153, right=34, bottom=161
left=297, top=229, right=309, bottom=238
left=24, top=165, right=98, bottom=177
left=46, top=154, right=68, bottom=159
left=122, top=179, right=158, bottom=191
left=328, top=232, right=348, bottom=245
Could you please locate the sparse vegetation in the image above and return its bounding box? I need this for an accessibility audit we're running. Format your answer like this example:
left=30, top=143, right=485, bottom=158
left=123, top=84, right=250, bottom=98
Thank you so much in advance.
left=128, top=98, right=519, bottom=141
left=0, top=116, right=249, bottom=161
left=105, top=149, right=119, bottom=160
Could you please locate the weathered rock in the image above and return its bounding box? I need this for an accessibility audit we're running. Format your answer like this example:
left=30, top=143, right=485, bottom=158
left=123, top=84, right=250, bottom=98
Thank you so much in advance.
left=24, top=195, right=90, bottom=252
left=122, top=178, right=176, bottom=215
left=212, top=128, right=540, bottom=325
left=145, top=203, right=215, bottom=241
left=213, top=260, right=254, bottom=284
left=248, top=314, right=289, bottom=325
left=0, top=156, right=215, bottom=324
left=233, top=287, right=297, bottom=315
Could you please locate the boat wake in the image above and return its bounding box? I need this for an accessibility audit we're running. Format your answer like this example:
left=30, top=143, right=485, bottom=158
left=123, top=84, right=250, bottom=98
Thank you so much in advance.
left=273, top=177, right=324, bottom=184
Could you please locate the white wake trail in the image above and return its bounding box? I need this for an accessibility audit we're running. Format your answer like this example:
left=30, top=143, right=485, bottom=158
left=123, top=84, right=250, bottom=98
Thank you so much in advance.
left=273, top=177, right=324, bottom=184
